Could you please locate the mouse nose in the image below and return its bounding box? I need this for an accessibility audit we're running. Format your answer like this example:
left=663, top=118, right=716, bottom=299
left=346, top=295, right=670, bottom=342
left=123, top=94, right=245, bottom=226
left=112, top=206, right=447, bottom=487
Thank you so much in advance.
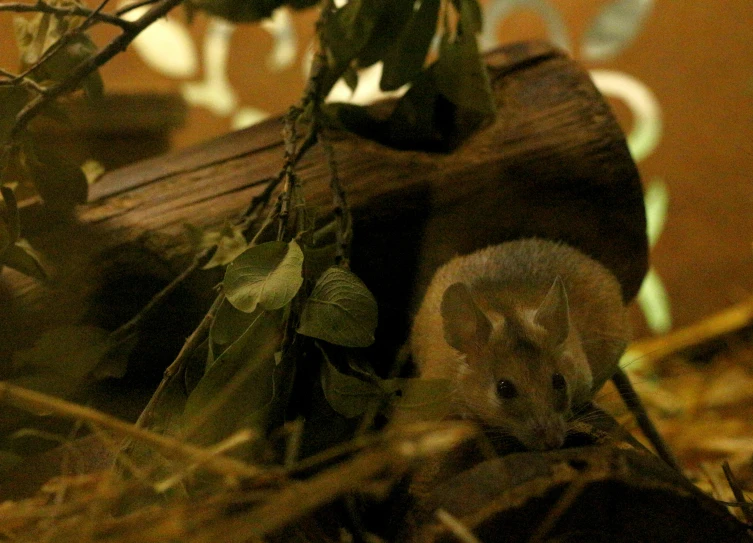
left=532, top=418, right=566, bottom=450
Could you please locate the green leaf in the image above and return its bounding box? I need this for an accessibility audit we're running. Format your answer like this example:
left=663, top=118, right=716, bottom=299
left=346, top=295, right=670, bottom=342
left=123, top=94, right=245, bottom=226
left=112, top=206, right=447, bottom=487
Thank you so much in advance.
left=202, top=223, right=248, bottom=269
left=26, top=147, right=88, bottom=212
left=183, top=309, right=285, bottom=447
left=455, top=0, right=483, bottom=34
left=380, top=0, right=441, bottom=91
left=343, top=66, right=359, bottom=93
left=208, top=299, right=261, bottom=369
left=320, top=0, right=386, bottom=95
left=297, top=267, right=377, bottom=347
left=0, top=87, right=29, bottom=148
left=355, top=0, right=414, bottom=69
left=434, top=29, right=495, bottom=117
left=320, top=350, right=452, bottom=421
left=224, top=240, right=304, bottom=313
left=81, top=159, right=105, bottom=185
left=36, top=34, right=104, bottom=99
left=2, top=239, right=48, bottom=281
left=321, top=354, right=383, bottom=418
left=189, top=0, right=318, bottom=23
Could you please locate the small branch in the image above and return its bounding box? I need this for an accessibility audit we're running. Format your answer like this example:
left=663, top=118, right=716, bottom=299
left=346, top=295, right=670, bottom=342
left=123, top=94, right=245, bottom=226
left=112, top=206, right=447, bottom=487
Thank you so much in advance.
left=722, top=461, right=753, bottom=526
left=109, top=248, right=210, bottom=345
left=0, top=380, right=263, bottom=479
left=0, top=1, right=136, bottom=30
left=198, top=423, right=476, bottom=540
left=528, top=459, right=593, bottom=543
left=0, top=67, right=18, bottom=79
left=321, top=131, right=351, bottom=266
left=623, top=295, right=753, bottom=373
left=242, top=175, right=282, bottom=220
left=435, top=509, right=483, bottom=543
left=611, top=368, right=683, bottom=472
left=4, top=0, right=114, bottom=87
left=4, top=0, right=185, bottom=153
left=134, top=293, right=224, bottom=429
left=276, top=107, right=302, bottom=242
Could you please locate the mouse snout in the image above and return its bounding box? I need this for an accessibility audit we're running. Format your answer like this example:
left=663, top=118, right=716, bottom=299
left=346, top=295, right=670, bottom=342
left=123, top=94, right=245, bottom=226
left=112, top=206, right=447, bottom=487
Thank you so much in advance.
left=528, top=417, right=566, bottom=450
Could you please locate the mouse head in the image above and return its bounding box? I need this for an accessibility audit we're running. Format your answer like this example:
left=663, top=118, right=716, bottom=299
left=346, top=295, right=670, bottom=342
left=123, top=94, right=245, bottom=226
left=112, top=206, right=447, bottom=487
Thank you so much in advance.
left=440, top=277, right=590, bottom=451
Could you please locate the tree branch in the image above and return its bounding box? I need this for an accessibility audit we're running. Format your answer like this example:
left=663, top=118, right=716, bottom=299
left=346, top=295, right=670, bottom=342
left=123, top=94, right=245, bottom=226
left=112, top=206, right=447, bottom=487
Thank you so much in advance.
left=4, top=0, right=185, bottom=154
left=0, top=0, right=136, bottom=30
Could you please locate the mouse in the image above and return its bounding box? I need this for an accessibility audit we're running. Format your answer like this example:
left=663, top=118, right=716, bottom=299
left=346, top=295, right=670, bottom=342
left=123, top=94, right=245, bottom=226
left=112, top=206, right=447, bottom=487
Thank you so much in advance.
left=409, top=238, right=630, bottom=451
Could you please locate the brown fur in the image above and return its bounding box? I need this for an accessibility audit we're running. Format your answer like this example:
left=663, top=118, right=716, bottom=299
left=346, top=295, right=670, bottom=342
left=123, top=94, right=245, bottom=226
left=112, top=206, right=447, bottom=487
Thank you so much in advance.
left=410, top=239, right=629, bottom=450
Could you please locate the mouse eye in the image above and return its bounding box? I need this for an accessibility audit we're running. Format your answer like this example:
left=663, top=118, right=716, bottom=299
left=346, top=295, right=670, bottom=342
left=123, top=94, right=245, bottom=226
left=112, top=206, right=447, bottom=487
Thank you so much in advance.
left=496, top=380, right=518, bottom=399
left=552, top=372, right=567, bottom=391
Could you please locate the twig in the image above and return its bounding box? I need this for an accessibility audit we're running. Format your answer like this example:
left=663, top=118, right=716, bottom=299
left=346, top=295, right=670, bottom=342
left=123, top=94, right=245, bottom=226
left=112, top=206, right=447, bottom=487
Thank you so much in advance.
left=195, top=423, right=476, bottom=541
left=109, top=249, right=210, bottom=345
left=623, top=295, right=753, bottom=372
left=435, top=509, right=483, bottom=543
left=275, top=108, right=301, bottom=242
left=242, top=175, right=281, bottom=220
left=154, top=429, right=259, bottom=492
left=321, top=131, right=351, bottom=266
left=528, top=452, right=618, bottom=543
left=285, top=433, right=383, bottom=475
left=722, top=461, right=753, bottom=526
left=4, top=0, right=185, bottom=153
left=611, top=368, right=683, bottom=472
left=134, top=292, right=224, bottom=429
left=0, top=67, right=47, bottom=95
left=2, top=0, right=115, bottom=88
left=0, top=1, right=135, bottom=30
left=0, top=380, right=263, bottom=479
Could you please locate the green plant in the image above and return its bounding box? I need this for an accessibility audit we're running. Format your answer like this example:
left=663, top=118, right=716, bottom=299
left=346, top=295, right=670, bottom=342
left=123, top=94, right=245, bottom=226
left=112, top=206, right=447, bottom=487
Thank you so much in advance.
left=0, top=0, right=494, bottom=471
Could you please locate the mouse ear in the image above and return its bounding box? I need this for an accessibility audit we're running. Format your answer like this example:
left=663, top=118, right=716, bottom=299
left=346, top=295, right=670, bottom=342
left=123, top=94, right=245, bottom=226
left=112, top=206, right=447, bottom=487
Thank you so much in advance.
left=534, top=276, right=570, bottom=345
left=441, top=283, right=492, bottom=354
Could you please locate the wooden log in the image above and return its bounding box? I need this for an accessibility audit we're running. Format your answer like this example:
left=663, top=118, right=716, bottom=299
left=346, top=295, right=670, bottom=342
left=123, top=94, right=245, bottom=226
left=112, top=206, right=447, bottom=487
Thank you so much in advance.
left=409, top=446, right=752, bottom=542
left=1, top=41, right=647, bottom=390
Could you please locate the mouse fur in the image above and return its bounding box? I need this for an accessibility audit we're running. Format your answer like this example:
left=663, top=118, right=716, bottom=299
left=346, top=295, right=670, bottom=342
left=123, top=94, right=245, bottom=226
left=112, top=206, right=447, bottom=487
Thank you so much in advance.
left=410, top=238, right=629, bottom=450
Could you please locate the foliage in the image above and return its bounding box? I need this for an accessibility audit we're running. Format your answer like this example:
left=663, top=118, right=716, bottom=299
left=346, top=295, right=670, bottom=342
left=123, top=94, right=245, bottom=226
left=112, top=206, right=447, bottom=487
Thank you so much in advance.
left=0, top=186, right=47, bottom=279
left=298, top=266, right=377, bottom=348
left=0, top=0, right=492, bottom=477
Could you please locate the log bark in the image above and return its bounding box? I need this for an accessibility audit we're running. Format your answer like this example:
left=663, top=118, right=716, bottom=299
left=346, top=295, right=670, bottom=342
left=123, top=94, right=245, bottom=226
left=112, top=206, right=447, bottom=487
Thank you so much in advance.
left=2, top=40, right=647, bottom=382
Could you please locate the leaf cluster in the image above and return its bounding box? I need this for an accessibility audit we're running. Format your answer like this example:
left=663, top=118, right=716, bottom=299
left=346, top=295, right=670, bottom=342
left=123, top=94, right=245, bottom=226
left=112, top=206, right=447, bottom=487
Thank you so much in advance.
left=321, top=0, right=495, bottom=151
left=13, top=3, right=103, bottom=100
left=0, top=0, right=493, bottom=474
left=0, top=0, right=103, bottom=278
left=189, top=0, right=319, bottom=23
left=141, top=236, right=384, bottom=457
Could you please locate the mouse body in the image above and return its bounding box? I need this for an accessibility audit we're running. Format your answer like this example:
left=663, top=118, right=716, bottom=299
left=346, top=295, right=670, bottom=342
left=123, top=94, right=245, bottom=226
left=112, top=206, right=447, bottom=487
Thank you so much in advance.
left=410, top=238, right=629, bottom=450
